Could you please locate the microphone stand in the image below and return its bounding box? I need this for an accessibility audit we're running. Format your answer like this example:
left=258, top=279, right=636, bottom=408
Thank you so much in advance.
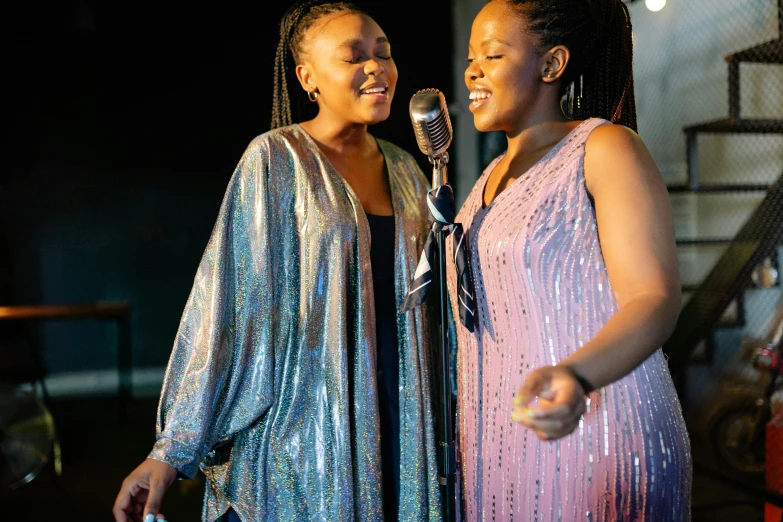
left=431, top=153, right=456, bottom=522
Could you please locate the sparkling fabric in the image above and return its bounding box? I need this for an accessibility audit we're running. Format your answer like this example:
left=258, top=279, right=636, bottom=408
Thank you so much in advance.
left=445, top=119, right=692, bottom=521
left=149, top=124, right=441, bottom=521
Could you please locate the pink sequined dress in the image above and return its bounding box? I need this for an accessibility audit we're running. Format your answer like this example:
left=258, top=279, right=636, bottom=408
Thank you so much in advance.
left=446, top=119, right=692, bottom=521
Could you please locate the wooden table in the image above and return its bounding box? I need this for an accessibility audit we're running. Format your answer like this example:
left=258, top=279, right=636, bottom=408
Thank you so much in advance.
left=0, top=302, right=133, bottom=421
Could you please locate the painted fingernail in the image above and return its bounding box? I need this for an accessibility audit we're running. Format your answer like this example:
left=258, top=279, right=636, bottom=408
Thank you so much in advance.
left=526, top=410, right=536, bottom=419
left=513, top=394, right=524, bottom=407
left=144, top=515, right=155, bottom=522
left=510, top=410, right=523, bottom=423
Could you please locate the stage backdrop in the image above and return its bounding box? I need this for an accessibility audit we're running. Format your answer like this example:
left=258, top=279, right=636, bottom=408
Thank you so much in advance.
left=2, top=0, right=453, bottom=392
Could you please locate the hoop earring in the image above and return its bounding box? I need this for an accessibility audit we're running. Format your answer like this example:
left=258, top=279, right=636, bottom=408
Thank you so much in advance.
left=560, top=82, right=574, bottom=120
left=307, top=90, right=319, bottom=102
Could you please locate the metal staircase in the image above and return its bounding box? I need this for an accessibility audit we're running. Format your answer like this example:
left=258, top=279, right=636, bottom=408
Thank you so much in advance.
left=662, top=0, right=783, bottom=387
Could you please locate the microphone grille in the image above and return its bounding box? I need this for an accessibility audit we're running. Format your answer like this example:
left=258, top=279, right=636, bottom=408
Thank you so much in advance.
left=426, top=108, right=451, bottom=153
left=410, top=89, right=452, bottom=158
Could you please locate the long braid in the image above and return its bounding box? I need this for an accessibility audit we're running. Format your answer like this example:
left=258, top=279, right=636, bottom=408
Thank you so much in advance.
left=501, top=0, right=638, bottom=131
left=271, top=1, right=364, bottom=129
left=272, top=38, right=292, bottom=129
left=580, top=0, right=636, bottom=129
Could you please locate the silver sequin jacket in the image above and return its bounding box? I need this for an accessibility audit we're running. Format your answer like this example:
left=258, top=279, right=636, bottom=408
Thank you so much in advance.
left=149, top=124, right=441, bottom=521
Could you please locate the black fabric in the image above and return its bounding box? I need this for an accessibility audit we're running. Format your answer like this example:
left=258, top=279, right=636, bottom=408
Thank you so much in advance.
left=366, top=212, right=400, bottom=520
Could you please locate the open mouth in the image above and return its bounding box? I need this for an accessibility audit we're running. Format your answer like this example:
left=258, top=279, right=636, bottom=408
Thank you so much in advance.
left=360, top=83, right=389, bottom=100
left=469, top=89, right=492, bottom=108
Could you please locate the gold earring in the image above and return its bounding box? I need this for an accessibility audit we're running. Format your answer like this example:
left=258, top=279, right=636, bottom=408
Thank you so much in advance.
left=307, top=90, right=319, bottom=102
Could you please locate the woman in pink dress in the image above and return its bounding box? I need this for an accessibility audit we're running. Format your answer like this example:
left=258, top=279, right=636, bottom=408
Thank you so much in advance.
left=446, top=0, right=692, bottom=520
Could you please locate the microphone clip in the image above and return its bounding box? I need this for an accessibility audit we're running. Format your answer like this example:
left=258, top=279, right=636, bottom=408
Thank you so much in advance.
left=431, top=153, right=449, bottom=189
left=429, top=152, right=449, bottom=167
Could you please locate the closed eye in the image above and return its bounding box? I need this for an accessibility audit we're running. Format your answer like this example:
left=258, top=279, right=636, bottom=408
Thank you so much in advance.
left=346, top=53, right=391, bottom=63
left=466, top=55, right=502, bottom=64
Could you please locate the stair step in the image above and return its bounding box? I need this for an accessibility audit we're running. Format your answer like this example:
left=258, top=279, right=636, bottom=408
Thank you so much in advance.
left=667, top=183, right=771, bottom=193
left=684, top=118, right=783, bottom=134
left=663, top=175, right=783, bottom=377
left=676, top=238, right=734, bottom=246
left=725, top=39, right=783, bottom=64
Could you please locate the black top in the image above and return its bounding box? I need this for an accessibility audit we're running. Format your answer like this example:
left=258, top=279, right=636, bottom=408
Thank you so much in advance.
left=366, top=212, right=399, bottom=520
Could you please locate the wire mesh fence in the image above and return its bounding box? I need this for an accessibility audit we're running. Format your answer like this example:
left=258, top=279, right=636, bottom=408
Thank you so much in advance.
left=626, top=0, right=783, bottom=510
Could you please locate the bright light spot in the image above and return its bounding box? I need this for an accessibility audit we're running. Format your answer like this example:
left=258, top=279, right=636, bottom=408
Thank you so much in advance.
left=645, top=0, right=666, bottom=12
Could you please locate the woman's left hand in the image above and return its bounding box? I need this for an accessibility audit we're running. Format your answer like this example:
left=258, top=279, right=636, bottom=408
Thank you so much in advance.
left=511, top=366, right=587, bottom=441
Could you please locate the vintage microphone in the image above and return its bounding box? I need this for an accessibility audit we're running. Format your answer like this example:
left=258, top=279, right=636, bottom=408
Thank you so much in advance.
left=409, top=88, right=456, bottom=522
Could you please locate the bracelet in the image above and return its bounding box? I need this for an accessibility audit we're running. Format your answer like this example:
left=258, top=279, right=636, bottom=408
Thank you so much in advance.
left=563, top=366, right=595, bottom=395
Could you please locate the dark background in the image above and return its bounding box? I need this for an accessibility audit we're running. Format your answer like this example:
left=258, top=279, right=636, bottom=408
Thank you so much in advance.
left=2, top=0, right=453, bottom=373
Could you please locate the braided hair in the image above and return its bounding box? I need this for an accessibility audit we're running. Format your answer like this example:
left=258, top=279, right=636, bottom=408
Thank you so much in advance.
left=499, top=0, right=637, bottom=131
left=271, top=0, right=365, bottom=129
